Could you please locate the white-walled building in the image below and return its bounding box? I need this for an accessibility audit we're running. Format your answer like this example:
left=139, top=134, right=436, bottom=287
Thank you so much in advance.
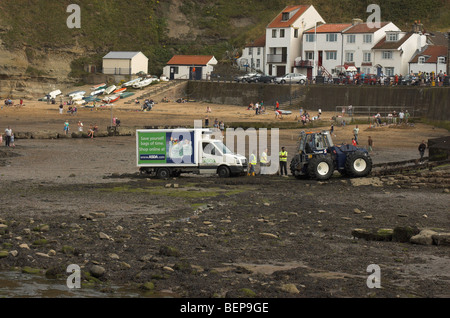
left=341, top=22, right=401, bottom=76
left=372, top=31, right=427, bottom=76
left=103, top=51, right=149, bottom=75
left=301, top=23, right=352, bottom=79
left=239, top=34, right=266, bottom=73
left=265, top=5, right=325, bottom=77
left=409, top=45, right=448, bottom=75
left=163, top=55, right=217, bottom=80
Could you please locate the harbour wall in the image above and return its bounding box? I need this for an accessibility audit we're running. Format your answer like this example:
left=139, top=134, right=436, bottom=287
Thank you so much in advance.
left=186, top=81, right=450, bottom=121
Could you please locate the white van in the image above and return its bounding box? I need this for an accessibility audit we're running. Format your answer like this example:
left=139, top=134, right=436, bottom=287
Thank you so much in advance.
left=275, top=73, right=307, bottom=84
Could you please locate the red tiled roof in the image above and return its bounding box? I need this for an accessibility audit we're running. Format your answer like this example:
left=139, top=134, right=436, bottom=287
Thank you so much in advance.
left=167, top=55, right=215, bottom=66
left=246, top=33, right=266, bottom=47
left=372, top=33, right=414, bottom=49
left=410, top=45, right=448, bottom=63
left=343, top=22, right=390, bottom=33
left=305, top=23, right=352, bottom=33
left=267, top=5, right=310, bottom=28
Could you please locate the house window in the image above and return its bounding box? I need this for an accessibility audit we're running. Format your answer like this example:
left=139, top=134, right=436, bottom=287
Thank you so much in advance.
left=363, top=34, right=372, bottom=43
left=385, top=67, right=394, bottom=76
left=249, top=47, right=253, bottom=55
left=418, top=56, right=425, bottom=64
left=347, top=35, right=355, bottom=43
left=326, top=51, right=337, bottom=60
left=256, top=59, right=261, bottom=69
left=280, top=29, right=285, bottom=38
left=362, top=67, right=371, bottom=74
left=326, top=33, right=337, bottom=42
left=282, top=12, right=290, bottom=21
left=438, top=57, right=446, bottom=64
left=306, top=34, right=315, bottom=42
left=363, top=52, right=371, bottom=62
left=294, top=29, right=299, bottom=38
left=382, top=51, right=393, bottom=59
left=257, top=47, right=261, bottom=55
left=387, top=33, right=398, bottom=42
left=272, top=29, right=277, bottom=38
left=305, top=51, right=314, bottom=60
left=345, top=52, right=354, bottom=62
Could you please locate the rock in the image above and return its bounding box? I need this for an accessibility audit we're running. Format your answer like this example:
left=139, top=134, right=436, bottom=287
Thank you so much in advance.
left=19, top=243, right=30, bottom=249
left=351, top=228, right=393, bottom=241
left=90, top=212, right=106, bottom=219
left=163, top=266, right=174, bottom=272
left=0, top=224, right=7, bottom=229
left=353, top=208, right=362, bottom=214
left=280, top=283, right=300, bottom=294
left=99, top=232, right=110, bottom=240
left=36, top=252, right=50, bottom=258
left=89, top=265, right=106, bottom=278
left=159, top=246, right=180, bottom=257
left=432, top=233, right=450, bottom=246
left=48, top=249, right=56, bottom=256
left=392, top=226, right=420, bottom=243
left=410, top=229, right=437, bottom=245
left=10, top=250, right=18, bottom=257
left=443, top=188, right=449, bottom=193
left=109, top=253, right=120, bottom=260
left=140, top=282, right=155, bottom=291
left=260, top=233, right=278, bottom=239
left=0, top=251, right=8, bottom=258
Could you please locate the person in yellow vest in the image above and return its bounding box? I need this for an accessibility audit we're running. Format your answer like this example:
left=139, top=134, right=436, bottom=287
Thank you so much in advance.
left=249, top=150, right=257, bottom=176
left=260, top=148, right=269, bottom=175
left=279, top=147, right=288, bottom=176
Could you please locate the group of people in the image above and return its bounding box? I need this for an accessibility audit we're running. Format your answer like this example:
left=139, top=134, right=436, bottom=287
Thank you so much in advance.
left=204, top=116, right=225, bottom=133
left=248, top=147, right=289, bottom=177
left=297, top=108, right=321, bottom=125
left=3, top=98, right=23, bottom=107
left=62, top=120, right=98, bottom=138
left=247, top=101, right=266, bottom=115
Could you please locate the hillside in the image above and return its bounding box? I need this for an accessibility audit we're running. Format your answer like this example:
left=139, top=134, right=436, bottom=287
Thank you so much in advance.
left=0, top=0, right=448, bottom=96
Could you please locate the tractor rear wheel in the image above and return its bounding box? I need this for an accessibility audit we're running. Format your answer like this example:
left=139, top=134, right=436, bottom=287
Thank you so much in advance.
left=307, top=155, right=334, bottom=180
left=290, top=155, right=305, bottom=179
left=345, top=151, right=372, bottom=177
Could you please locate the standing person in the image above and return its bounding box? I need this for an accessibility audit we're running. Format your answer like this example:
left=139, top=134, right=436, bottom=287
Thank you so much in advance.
left=405, top=110, right=410, bottom=124
left=4, top=126, right=12, bottom=147
left=219, top=121, right=225, bottom=133
left=348, top=105, right=353, bottom=116
left=330, top=123, right=334, bottom=136
left=276, top=101, right=279, bottom=111
left=248, top=150, right=257, bottom=177
left=260, top=148, right=269, bottom=175
left=10, top=133, right=15, bottom=148
left=59, top=104, right=64, bottom=115
left=399, top=110, right=405, bottom=124
left=78, top=121, right=83, bottom=132
left=279, top=147, right=288, bottom=176
left=64, top=120, right=69, bottom=135
left=368, top=136, right=373, bottom=152
left=299, top=107, right=303, bottom=117
left=353, top=125, right=359, bottom=144
left=418, top=140, right=427, bottom=162
left=204, top=116, right=209, bottom=128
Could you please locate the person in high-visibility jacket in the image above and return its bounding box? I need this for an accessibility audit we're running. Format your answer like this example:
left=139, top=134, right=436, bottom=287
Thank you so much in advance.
left=279, top=147, right=288, bottom=176
left=260, top=148, right=269, bottom=175
left=249, top=151, right=257, bottom=176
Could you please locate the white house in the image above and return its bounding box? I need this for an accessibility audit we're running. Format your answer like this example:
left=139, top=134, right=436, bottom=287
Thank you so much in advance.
left=103, top=51, right=149, bottom=75
left=301, top=23, right=352, bottom=79
left=265, top=5, right=325, bottom=77
left=341, top=22, right=401, bottom=76
left=372, top=31, right=427, bottom=76
left=239, top=33, right=266, bottom=73
left=409, top=45, right=448, bottom=75
left=163, top=55, right=218, bottom=80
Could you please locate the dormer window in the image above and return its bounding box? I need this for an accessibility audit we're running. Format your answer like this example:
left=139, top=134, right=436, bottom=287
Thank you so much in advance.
left=418, top=56, right=425, bottom=64
left=386, top=32, right=398, bottom=42
left=438, top=57, right=446, bottom=64
left=282, top=12, right=290, bottom=21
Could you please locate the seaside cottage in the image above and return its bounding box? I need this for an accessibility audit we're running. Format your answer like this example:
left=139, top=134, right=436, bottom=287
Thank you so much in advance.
left=163, top=55, right=218, bottom=80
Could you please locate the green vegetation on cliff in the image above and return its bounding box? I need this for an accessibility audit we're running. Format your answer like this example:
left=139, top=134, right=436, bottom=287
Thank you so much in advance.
left=0, top=0, right=448, bottom=77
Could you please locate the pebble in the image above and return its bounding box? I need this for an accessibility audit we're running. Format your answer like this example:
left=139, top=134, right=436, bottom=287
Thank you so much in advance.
left=90, top=265, right=106, bottom=278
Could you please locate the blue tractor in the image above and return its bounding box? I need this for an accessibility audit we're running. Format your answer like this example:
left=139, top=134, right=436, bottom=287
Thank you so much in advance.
left=290, top=130, right=373, bottom=180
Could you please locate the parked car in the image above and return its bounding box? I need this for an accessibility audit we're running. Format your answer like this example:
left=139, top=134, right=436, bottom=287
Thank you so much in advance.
left=400, top=75, right=419, bottom=86
left=247, top=74, right=276, bottom=83
left=234, top=73, right=258, bottom=83
left=362, top=74, right=378, bottom=85
left=274, top=73, right=307, bottom=84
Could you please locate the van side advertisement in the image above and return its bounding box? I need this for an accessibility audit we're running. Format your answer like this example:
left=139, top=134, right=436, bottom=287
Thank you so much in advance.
left=138, top=131, right=195, bottom=165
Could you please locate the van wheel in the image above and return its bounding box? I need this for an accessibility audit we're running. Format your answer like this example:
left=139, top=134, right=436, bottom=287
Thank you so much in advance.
left=299, top=79, right=305, bottom=84
left=156, top=168, right=171, bottom=179
left=218, top=166, right=231, bottom=178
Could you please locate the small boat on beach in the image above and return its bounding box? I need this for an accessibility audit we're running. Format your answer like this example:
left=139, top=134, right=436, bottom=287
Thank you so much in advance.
left=114, top=87, right=127, bottom=94
left=123, top=78, right=141, bottom=87
left=91, top=83, right=107, bottom=91
left=105, top=85, right=117, bottom=95
left=71, top=94, right=84, bottom=101
left=91, top=88, right=106, bottom=96
left=133, top=78, right=152, bottom=89
left=68, top=91, right=86, bottom=98
left=48, top=90, right=62, bottom=99
left=102, top=94, right=120, bottom=104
